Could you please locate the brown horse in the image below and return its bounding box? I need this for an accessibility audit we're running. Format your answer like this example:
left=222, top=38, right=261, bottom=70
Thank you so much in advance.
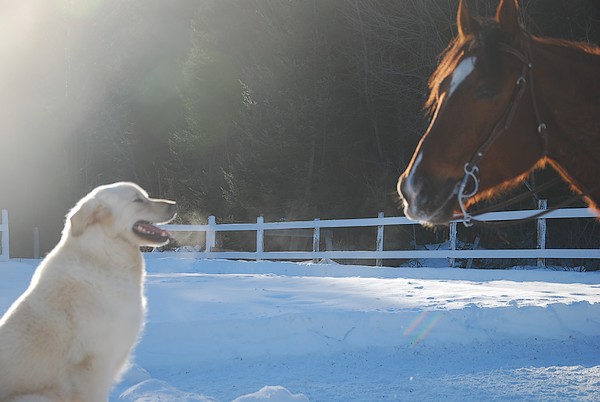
left=397, top=0, right=600, bottom=226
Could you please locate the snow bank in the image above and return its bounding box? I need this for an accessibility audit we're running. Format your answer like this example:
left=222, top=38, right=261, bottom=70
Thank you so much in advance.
left=231, top=386, right=308, bottom=402
left=1, top=258, right=599, bottom=401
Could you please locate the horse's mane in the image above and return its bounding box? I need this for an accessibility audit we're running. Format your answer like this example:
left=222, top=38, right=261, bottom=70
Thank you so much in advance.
left=425, top=20, right=600, bottom=117
left=425, top=21, right=501, bottom=116
left=534, top=36, right=600, bottom=58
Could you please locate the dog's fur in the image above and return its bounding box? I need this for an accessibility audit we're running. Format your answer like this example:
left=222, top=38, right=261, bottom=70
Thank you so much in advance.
left=0, top=182, right=176, bottom=402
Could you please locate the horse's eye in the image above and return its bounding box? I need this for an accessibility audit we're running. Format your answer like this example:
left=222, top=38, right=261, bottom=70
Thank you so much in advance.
left=476, top=86, right=498, bottom=99
left=133, top=197, right=144, bottom=203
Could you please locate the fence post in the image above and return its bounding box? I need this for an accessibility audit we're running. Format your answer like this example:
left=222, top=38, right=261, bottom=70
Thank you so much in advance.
left=449, top=221, right=457, bottom=267
left=256, top=216, right=264, bottom=259
left=1, top=210, right=9, bottom=261
left=33, top=227, right=40, bottom=259
left=537, top=199, right=547, bottom=268
left=206, top=216, right=216, bottom=252
left=466, top=236, right=480, bottom=269
left=376, top=212, right=384, bottom=267
left=312, top=218, right=320, bottom=263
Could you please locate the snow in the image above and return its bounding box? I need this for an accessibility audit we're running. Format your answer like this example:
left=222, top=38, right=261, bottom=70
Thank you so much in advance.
left=1, top=257, right=599, bottom=401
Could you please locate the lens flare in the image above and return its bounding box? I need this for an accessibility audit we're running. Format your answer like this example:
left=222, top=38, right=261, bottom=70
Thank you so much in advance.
left=403, top=311, right=442, bottom=346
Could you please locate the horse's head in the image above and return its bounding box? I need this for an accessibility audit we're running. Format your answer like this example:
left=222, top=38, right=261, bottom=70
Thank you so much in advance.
left=398, top=0, right=546, bottom=226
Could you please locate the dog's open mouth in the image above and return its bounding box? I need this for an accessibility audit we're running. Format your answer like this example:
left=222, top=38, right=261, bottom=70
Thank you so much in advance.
left=132, top=221, right=171, bottom=243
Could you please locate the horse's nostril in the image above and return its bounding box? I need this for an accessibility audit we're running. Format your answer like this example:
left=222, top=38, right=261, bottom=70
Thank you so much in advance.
left=400, top=174, right=427, bottom=203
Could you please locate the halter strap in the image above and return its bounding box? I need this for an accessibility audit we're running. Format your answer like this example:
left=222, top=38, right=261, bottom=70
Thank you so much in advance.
left=457, top=38, right=549, bottom=227
left=523, top=42, right=550, bottom=156
left=497, top=43, right=530, bottom=65
left=464, top=59, right=530, bottom=171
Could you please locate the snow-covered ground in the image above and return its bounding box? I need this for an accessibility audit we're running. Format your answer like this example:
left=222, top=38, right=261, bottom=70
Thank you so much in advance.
left=1, top=257, right=599, bottom=401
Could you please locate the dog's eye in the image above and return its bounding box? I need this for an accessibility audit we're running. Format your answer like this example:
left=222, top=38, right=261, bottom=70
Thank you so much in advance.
left=133, top=197, right=145, bottom=203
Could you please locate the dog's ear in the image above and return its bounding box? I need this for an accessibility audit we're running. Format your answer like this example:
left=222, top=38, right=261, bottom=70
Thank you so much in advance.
left=69, top=198, right=111, bottom=237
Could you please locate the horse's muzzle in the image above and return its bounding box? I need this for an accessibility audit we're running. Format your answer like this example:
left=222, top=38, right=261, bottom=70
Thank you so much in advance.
left=398, top=174, right=458, bottom=226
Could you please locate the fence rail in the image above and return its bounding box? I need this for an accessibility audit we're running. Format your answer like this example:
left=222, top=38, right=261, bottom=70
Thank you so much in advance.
left=0, top=207, right=597, bottom=265
left=151, top=206, right=600, bottom=266
left=0, top=210, right=9, bottom=262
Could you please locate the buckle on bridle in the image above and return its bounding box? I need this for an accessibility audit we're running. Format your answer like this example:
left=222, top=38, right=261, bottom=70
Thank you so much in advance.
left=458, top=163, right=480, bottom=227
left=537, top=123, right=547, bottom=134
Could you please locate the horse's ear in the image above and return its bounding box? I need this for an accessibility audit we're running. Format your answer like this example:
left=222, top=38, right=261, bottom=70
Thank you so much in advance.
left=496, top=0, right=521, bottom=40
left=457, top=0, right=480, bottom=38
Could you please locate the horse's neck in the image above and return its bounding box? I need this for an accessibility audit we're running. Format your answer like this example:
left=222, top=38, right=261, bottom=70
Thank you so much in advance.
left=533, top=38, right=600, bottom=207
left=533, top=37, right=600, bottom=120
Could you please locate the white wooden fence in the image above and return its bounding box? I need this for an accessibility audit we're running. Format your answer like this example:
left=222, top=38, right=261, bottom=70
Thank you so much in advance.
left=152, top=206, right=600, bottom=266
left=0, top=207, right=597, bottom=265
left=0, top=210, right=9, bottom=262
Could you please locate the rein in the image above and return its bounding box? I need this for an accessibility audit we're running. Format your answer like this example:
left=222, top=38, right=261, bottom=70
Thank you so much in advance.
left=456, top=37, right=551, bottom=228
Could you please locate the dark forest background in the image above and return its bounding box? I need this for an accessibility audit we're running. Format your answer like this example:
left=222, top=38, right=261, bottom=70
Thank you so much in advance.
left=1, top=0, right=598, bottom=259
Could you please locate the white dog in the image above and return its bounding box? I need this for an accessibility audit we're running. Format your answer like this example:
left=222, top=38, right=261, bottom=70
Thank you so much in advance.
left=0, top=182, right=177, bottom=402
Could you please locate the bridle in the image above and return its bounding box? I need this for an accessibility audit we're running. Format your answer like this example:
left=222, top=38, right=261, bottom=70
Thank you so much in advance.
left=456, top=37, right=549, bottom=227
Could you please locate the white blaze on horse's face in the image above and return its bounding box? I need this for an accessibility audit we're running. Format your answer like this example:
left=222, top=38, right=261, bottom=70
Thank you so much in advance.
left=448, top=56, right=476, bottom=98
